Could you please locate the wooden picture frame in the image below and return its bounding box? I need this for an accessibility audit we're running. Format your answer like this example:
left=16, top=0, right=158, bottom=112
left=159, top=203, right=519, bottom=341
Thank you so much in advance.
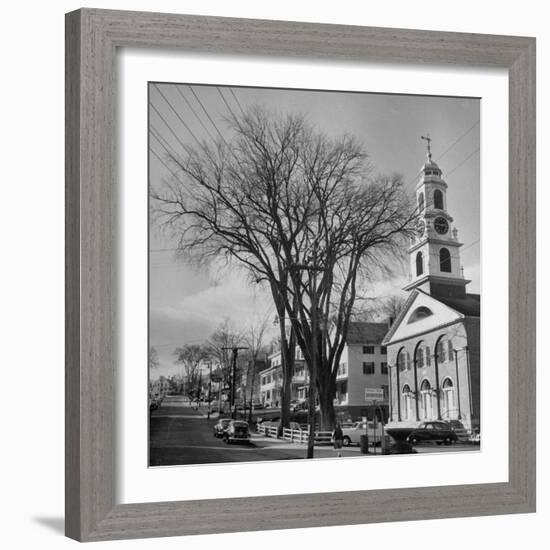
left=65, top=8, right=536, bottom=542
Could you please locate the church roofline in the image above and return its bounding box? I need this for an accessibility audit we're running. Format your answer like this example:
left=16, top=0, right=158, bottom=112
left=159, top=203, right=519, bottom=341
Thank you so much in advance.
left=380, top=290, right=419, bottom=345
left=382, top=287, right=472, bottom=346
left=402, top=274, right=471, bottom=292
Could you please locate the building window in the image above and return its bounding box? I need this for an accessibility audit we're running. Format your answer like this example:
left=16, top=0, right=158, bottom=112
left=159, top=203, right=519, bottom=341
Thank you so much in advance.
left=416, top=345, right=424, bottom=369
left=416, top=251, right=423, bottom=276
left=437, top=340, right=446, bottom=363
left=434, top=189, right=444, bottom=209
left=440, top=248, right=452, bottom=272
left=382, top=385, right=389, bottom=400
left=418, top=192, right=425, bottom=211
left=398, top=349, right=410, bottom=371
left=424, top=346, right=431, bottom=367
left=337, top=363, right=347, bottom=376
left=363, top=362, right=375, bottom=375
left=447, top=340, right=454, bottom=360
left=408, top=306, right=433, bottom=323
left=363, top=345, right=375, bottom=354
left=381, top=362, right=388, bottom=374
left=380, top=346, right=387, bottom=354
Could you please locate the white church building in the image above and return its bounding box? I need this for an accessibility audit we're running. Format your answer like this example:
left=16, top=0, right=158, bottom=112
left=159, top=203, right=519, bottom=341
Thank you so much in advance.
left=382, top=144, right=480, bottom=434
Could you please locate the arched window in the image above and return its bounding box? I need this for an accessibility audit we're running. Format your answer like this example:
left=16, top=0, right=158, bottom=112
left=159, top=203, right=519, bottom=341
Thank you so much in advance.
left=447, top=340, right=454, bottom=360
left=398, top=349, right=410, bottom=372
left=440, top=248, right=452, bottom=272
left=415, top=344, right=424, bottom=369
left=442, top=378, right=457, bottom=420
left=402, top=385, right=412, bottom=420
left=418, top=192, right=425, bottom=212
left=436, top=339, right=446, bottom=362
left=434, top=189, right=444, bottom=209
left=424, top=346, right=431, bottom=367
left=408, top=306, right=433, bottom=323
left=416, top=251, right=423, bottom=276
left=420, top=380, right=433, bottom=419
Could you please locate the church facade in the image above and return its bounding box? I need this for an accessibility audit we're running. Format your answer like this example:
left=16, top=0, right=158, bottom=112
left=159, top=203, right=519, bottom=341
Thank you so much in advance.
left=382, top=146, right=480, bottom=434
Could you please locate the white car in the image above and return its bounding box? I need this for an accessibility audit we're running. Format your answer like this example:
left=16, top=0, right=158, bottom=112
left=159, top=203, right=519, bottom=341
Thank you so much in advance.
left=341, top=421, right=386, bottom=447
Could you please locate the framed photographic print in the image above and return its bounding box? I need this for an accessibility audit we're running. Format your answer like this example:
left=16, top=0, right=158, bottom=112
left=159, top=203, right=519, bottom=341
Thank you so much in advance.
left=65, top=8, right=536, bottom=542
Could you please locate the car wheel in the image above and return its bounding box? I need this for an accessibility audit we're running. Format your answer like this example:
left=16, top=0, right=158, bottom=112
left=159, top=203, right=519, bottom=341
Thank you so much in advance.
left=444, top=436, right=452, bottom=445
left=343, top=436, right=351, bottom=447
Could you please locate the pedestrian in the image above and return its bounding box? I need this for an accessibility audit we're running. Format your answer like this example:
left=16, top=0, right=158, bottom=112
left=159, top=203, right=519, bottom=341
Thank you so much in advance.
left=332, top=423, right=344, bottom=458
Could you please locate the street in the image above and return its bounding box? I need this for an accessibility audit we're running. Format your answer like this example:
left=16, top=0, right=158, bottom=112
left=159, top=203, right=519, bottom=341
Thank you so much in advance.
left=149, top=395, right=479, bottom=466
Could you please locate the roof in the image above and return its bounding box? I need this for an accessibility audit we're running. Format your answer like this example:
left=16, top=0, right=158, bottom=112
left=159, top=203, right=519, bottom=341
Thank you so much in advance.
left=345, top=322, right=389, bottom=345
left=436, top=293, right=480, bottom=317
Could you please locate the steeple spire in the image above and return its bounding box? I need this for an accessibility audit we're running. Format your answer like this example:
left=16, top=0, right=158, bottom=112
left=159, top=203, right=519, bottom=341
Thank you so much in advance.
left=421, top=134, right=433, bottom=162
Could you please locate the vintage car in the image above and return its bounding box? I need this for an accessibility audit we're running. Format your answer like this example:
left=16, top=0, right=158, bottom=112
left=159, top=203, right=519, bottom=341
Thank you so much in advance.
left=213, top=418, right=231, bottom=438
left=341, top=420, right=386, bottom=447
left=223, top=420, right=250, bottom=444
left=406, top=421, right=458, bottom=445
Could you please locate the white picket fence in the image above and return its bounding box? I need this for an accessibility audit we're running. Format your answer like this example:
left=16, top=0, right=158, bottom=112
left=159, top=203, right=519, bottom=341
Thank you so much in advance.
left=257, top=424, right=333, bottom=445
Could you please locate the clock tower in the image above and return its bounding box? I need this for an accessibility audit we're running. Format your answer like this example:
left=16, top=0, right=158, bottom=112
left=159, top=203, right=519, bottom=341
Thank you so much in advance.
left=403, top=137, right=470, bottom=298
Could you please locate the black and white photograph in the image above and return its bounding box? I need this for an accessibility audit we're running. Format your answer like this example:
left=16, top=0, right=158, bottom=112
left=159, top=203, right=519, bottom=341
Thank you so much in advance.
left=148, top=83, right=481, bottom=467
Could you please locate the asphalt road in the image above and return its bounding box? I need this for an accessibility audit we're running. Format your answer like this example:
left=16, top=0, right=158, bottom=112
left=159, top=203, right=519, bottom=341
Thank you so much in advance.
left=149, top=395, right=479, bottom=466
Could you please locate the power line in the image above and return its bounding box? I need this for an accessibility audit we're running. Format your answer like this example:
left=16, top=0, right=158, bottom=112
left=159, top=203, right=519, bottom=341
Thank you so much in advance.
left=150, top=147, right=179, bottom=178
left=435, top=120, right=480, bottom=163
left=217, top=87, right=239, bottom=121
left=188, top=85, right=229, bottom=146
left=404, top=120, right=480, bottom=188
left=150, top=124, right=177, bottom=156
left=149, top=101, right=188, bottom=152
left=229, top=88, right=246, bottom=117
left=152, top=83, right=204, bottom=150
left=175, top=85, right=218, bottom=144
left=445, top=148, right=480, bottom=178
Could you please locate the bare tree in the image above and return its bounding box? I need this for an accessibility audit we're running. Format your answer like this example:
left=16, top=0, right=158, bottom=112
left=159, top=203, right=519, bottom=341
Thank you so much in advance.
left=173, top=344, right=208, bottom=398
left=242, top=311, right=271, bottom=422
left=205, top=319, right=244, bottom=410
left=154, top=106, right=417, bottom=429
left=149, top=346, right=159, bottom=371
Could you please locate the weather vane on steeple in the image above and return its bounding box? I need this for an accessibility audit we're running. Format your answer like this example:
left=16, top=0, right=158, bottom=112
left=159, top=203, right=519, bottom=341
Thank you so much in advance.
left=421, top=133, right=433, bottom=161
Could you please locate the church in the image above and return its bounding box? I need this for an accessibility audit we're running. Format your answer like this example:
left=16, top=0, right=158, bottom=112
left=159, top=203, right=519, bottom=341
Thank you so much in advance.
left=382, top=141, right=480, bottom=435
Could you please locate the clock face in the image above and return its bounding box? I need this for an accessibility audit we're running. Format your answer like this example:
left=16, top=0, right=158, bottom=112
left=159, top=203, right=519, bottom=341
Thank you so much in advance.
left=434, top=217, right=449, bottom=235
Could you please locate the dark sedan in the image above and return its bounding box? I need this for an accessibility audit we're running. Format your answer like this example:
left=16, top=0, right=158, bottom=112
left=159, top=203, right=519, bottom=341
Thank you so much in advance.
left=407, top=421, right=458, bottom=445
left=223, top=420, right=250, bottom=444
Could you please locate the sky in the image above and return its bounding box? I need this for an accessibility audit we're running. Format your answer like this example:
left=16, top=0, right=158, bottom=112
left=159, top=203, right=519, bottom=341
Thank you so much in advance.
left=149, top=83, right=480, bottom=377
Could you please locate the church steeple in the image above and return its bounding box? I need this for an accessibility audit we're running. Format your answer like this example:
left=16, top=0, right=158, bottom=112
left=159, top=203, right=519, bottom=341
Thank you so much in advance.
left=403, top=137, right=470, bottom=298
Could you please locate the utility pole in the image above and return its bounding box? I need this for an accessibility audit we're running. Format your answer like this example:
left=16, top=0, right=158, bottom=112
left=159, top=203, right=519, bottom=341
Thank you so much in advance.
left=207, top=362, right=212, bottom=420
left=223, top=346, right=248, bottom=419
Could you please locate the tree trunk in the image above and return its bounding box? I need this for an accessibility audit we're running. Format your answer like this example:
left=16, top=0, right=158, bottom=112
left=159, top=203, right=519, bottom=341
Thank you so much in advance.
left=317, top=369, right=336, bottom=430
left=279, top=335, right=295, bottom=429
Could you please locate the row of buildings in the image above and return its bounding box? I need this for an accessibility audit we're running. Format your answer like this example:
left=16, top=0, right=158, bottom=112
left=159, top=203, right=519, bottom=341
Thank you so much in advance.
left=257, top=151, right=480, bottom=433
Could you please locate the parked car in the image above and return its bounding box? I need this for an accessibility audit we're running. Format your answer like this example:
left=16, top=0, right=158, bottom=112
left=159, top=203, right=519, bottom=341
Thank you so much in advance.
left=213, top=418, right=231, bottom=438
left=341, top=421, right=386, bottom=447
left=223, top=420, right=250, bottom=444
left=407, top=421, right=458, bottom=445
